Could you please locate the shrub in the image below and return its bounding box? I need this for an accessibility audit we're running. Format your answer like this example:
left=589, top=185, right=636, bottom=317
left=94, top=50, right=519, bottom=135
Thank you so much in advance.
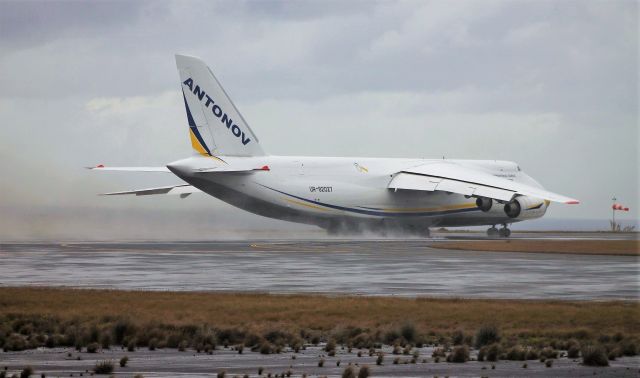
left=608, top=349, right=618, bottom=361
left=477, top=347, right=485, bottom=361
left=94, top=360, right=114, bottom=374
left=119, top=356, right=128, bottom=367
left=325, top=339, right=336, bottom=352
left=20, top=367, right=33, bottom=378
left=217, top=371, right=225, bottom=378
left=545, top=359, right=553, bottom=368
left=127, top=339, right=136, bottom=352
left=567, top=344, right=580, bottom=359
left=446, top=345, right=469, bottom=363
left=376, top=353, right=384, bottom=365
left=44, top=335, right=55, bottom=348
left=318, top=358, right=325, bottom=367
left=525, top=348, right=539, bottom=360
left=402, top=345, right=411, bottom=355
left=357, top=365, right=370, bottom=378
left=400, top=323, right=416, bottom=343
left=392, top=345, right=401, bottom=355
left=506, top=346, right=525, bottom=361
left=100, top=334, right=111, bottom=349
left=383, top=329, right=400, bottom=345
left=483, top=344, right=499, bottom=362
left=4, top=334, right=27, bottom=351
left=540, top=347, right=558, bottom=359
left=341, top=366, right=355, bottom=378
left=620, top=341, right=638, bottom=356
left=581, top=346, right=609, bottom=367
left=259, top=342, right=272, bottom=355
left=237, top=344, right=244, bottom=354
left=86, top=342, right=99, bottom=353
left=258, top=367, right=264, bottom=375
left=178, top=340, right=187, bottom=352
left=148, top=338, right=157, bottom=351
left=393, top=357, right=400, bottom=364
left=113, top=319, right=135, bottom=345
left=431, top=347, right=446, bottom=358
left=452, top=330, right=464, bottom=345
left=475, top=325, right=500, bottom=348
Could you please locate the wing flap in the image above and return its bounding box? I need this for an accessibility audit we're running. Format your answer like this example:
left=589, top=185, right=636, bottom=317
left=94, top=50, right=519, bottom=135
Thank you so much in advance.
left=435, top=179, right=477, bottom=196
left=472, top=186, right=515, bottom=202
left=388, top=173, right=441, bottom=191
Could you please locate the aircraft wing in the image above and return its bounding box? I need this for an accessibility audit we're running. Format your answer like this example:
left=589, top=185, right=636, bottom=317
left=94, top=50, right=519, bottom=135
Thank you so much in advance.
left=388, top=161, right=579, bottom=204
left=100, top=184, right=201, bottom=197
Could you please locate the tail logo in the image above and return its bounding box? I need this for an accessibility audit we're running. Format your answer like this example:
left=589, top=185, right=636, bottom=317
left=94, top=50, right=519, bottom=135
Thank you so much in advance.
left=183, top=78, right=251, bottom=146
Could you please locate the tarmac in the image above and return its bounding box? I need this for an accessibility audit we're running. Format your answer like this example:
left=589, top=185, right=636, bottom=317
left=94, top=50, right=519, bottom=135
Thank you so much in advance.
left=0, top=232, right=638, bottom=300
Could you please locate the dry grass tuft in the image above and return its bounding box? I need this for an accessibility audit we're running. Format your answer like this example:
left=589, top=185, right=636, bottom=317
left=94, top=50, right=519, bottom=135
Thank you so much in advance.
left=94, top=360, right=114, bottom=374
left=581, top=345, right=609, bottom=366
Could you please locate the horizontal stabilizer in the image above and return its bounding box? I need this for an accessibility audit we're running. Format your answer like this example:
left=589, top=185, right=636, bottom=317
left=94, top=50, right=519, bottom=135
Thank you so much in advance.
left=88, top=165, right=171, bottom=172
left=389, top=161, right=579, bottom=204
left=101, top=184, right=201, bottom=198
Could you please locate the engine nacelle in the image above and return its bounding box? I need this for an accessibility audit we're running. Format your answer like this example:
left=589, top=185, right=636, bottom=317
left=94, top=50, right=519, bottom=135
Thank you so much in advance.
left=475, top=197, right=493, bottom=212
left=504, top=196, right=548, bottom=220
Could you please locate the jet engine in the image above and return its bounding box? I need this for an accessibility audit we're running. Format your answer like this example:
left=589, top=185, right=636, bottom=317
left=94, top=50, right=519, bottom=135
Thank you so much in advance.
left=503, top=196, right=548, bottom=220
left=475, top=197, right=493, bottom=212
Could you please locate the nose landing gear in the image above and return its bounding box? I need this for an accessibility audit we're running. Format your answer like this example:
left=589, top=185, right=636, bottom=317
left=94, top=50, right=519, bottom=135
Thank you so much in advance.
left=487, top=224, right=511, bottom=238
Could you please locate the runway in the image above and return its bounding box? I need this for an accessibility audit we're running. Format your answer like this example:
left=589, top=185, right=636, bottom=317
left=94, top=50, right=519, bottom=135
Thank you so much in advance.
left=1, top=233, right=637, bottom=300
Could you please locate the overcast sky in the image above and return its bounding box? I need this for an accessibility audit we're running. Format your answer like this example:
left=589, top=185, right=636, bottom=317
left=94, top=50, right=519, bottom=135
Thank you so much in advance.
left=0, top=0, right=637, bottom=240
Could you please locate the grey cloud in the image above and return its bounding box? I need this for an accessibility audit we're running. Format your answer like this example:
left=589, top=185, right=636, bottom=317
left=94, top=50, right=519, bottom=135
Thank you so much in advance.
left=0, top=0, right=147, bottom=50
left=0, top=0, right=637, bottom=240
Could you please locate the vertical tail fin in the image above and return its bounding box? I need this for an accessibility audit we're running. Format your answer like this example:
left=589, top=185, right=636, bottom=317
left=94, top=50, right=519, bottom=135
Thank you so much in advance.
left=176, top=54, right=265, bottom=157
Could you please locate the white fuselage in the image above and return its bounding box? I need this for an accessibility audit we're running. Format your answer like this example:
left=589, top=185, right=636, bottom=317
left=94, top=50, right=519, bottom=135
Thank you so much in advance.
left=167, top=155, right=548, bottom=233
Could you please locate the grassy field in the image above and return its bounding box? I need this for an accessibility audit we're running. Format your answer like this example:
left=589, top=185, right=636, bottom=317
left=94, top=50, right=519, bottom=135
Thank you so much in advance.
left=1, top=287, right=638, bottom=356
left=434, top=240, right=639, bottom=256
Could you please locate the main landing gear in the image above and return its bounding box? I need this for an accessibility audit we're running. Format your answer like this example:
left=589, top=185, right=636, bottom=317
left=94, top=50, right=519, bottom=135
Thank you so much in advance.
left=487, top=224, right=511, bottom=238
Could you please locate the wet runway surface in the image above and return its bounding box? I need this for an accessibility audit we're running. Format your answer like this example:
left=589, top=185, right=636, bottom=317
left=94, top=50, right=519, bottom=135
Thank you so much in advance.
left=1, top=235, right=638, bottom=300
left=3, top=345, right=639, bottom=378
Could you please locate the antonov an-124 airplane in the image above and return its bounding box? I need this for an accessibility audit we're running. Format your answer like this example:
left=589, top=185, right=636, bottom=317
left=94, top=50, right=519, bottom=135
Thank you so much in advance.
left=91, top=54, right=579, bottom=237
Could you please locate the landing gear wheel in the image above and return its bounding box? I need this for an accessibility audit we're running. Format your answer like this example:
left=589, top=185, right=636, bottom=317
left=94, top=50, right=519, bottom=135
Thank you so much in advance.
left=487, top=226, right=499, bottom=237
left=498, top=227, right=511, bottom=238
